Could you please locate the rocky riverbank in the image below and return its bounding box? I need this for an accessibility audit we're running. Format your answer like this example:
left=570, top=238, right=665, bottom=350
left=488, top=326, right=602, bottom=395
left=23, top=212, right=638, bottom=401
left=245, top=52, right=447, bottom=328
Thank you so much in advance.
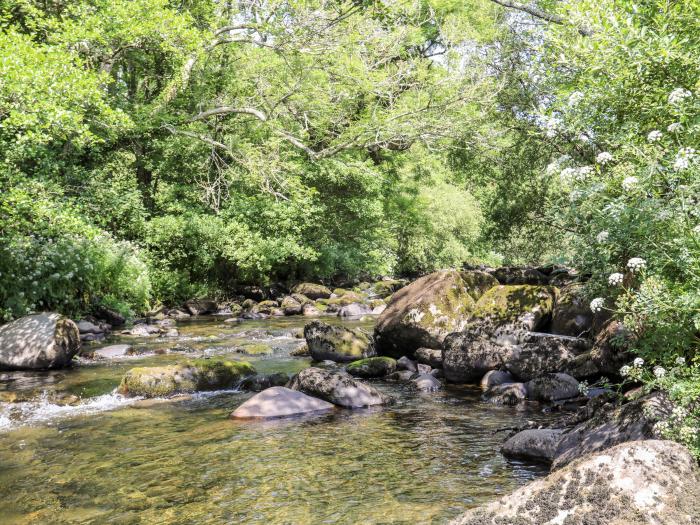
left=0, top=266, right=694, bottom=523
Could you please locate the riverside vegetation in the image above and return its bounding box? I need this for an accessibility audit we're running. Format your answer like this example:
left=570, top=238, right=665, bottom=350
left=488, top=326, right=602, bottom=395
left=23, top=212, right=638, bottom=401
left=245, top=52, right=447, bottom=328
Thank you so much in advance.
left=1, top=0, right=700, bottom=524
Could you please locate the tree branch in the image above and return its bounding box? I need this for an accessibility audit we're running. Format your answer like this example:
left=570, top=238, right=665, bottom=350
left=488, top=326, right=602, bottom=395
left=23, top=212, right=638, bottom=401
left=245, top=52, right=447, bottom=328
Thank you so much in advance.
left=489, top=0, right=592, bottom=36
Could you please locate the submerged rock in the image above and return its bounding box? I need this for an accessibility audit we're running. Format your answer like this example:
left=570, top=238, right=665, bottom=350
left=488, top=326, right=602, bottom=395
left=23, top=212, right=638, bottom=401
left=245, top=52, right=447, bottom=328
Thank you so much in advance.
left=304, top=321, right=373, bottom=363
left=288, top=367, right=392, bottom=408
left=482, top=382, right=527, bottom=405
left=501, top=429, right=564, bottom=463
left=230, top=387, right=335, bottom=419
left=118, top=359, right=255, bottom=397
left=346, top=356, right=397, bottom=378
left=412, top=373, right=441, bottom=392
left=0, top=313, right=80, bottom=370
left=374, top=270, right=497, bottom=357
left=450, top=440, right=700, bottom=525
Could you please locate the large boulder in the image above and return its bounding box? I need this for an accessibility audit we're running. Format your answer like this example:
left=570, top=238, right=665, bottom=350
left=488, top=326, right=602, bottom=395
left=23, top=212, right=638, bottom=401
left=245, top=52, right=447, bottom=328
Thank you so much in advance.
left=450, top=440, right=700, bottom=525
left=442, top=331, right=513, bottom=383
left=551, top=392, right=671, bottom=469
left=505, top=332, right=593, bottom=381
left=230, top=387, right=334, bottom=419
left=304, top=321, right=373, bottom=362
left=550, top=284, right=593, bottom=337
left=118, top=359, right=255, bottom=397
left=288, top=367, right=392, bottom=408
left=346, top=356, right=397, bottom=378
left=374, top=270, right=496, bottom=357
left=501, top=429, right=564, bottom=462
left=0, top=313, right=80, bottom=370
left=470, top=284, right=557, bottom=333
left=291, top=283, right=332, bottom=300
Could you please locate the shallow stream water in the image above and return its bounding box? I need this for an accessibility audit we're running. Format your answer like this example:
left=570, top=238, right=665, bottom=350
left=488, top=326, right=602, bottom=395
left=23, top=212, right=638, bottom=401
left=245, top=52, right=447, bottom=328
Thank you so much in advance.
left=0, top=316, right=557, bottom=524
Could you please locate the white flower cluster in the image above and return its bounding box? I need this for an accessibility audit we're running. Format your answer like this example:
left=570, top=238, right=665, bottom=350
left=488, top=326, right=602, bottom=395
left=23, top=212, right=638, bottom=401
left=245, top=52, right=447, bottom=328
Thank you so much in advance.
left=693, top=225, right=700, bottom=235
left=590, top=297, right=605, bottom=313
left=575, top=166, right=594, bottom=180
left=620, top=365, right=631, bottom=377
left=596, top=152, right=613, bottom=164
left=608, top=272, right=624, bottom=286
left=621, top=176, right=638, bottom=191
left=667, top=122, right=682, bottom=133
left=596, top=231, right=609, bottom=243
left=647, top=130, right=662, bottom=142
left=634, top=357, right=644, bottom=367
left=675, top=356, right=686, bottom=366
left=668, top=87, right=692, bottom=105
left=627, top=257, right=646, bottom=273
left=568, top=91, right=584, bottom=106
left=544, top=117, right=560, bottom=138
left=653, top=366, right=666, bottom=379
left=673, top=147, right=697, bottom=171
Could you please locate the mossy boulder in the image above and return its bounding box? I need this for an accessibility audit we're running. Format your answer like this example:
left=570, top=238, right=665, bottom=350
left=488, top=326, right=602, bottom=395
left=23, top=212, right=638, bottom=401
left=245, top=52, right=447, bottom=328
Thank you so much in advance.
left=375, top=270, right=495, bottom=357
left=304, top=320, right=373, bottom=362
left=346, top=356, right=397, bottom=378
left=470, top=284, right=557, bottom=332
left=280, top=296, right=302, bottom=316
left=372, top=279, right=406, bottom=298
left=291, top=283, right=332, bottom=300
left=252, top=300, right=279, bottom=315
left=117, top=359, right=256, bottom=397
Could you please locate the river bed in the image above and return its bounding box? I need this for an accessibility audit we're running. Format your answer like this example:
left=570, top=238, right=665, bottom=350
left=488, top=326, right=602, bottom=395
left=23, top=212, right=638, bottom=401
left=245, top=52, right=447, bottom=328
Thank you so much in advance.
left=0, top=316, right=558, bottom=524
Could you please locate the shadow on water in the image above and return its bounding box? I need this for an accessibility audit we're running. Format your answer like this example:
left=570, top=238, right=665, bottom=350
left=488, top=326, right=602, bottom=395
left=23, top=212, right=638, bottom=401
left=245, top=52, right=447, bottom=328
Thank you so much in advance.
left=0, top=316, right=555, bottom=524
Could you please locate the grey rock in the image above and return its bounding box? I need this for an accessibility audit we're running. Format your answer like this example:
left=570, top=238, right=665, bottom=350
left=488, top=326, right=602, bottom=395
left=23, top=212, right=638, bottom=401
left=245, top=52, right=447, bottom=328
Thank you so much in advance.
left=338, top=303, right=371, bottom=318
left=412, top=373, right=441, bottom=392
left=501, top=429, right=564, bottom=463
left=505, top=332, right=592, bottom=381
left=230, top=386, right=335, bottom=419
left=386, top=370, right=415, bottom=381
left=480, top=370, right=514, bottom=389
left=525, top=373, right=580, bottom=402
left=483, top=382, right=527, bottom=405
left=396, top=356, right=417, bottom=372
left=0, top=313, right=80, bottom=370
left=415, top=347, right=443, bottom=368
left=288, top=367, right=392, bottom=408
left=92, top=344, right=133, bottom=359
left=77, top=320, right=102, bottom=334
left=304, top=320, right=373, bottom=363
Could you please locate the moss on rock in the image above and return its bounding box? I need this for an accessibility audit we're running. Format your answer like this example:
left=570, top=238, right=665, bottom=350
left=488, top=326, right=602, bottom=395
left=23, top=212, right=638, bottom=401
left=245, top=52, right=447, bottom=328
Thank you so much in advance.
left=346, top=356, right=397, bottom=378
left=471, top=284, right=557, bottom=331
left=118, top=359, right=256, bottom=397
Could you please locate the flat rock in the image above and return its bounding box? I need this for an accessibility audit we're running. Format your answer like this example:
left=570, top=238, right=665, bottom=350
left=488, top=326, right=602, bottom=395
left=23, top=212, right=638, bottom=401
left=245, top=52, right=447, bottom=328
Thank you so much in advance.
left=92, top=344, right=133, bottom=359
left=412, top=373, right=441, bottom=392
left=230, top=387, right=334, bottom=419
left=526, top=373, right=580, bottom=402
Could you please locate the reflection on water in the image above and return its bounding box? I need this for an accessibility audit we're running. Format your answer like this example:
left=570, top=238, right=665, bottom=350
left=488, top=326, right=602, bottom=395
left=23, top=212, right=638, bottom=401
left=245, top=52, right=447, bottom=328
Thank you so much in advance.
left=0, top=316, right=554, bottom=524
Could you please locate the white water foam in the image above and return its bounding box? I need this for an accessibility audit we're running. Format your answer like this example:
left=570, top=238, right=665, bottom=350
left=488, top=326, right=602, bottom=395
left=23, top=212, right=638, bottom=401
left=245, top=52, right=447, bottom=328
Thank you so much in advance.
left=0, top=391, right=141, bottom=432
